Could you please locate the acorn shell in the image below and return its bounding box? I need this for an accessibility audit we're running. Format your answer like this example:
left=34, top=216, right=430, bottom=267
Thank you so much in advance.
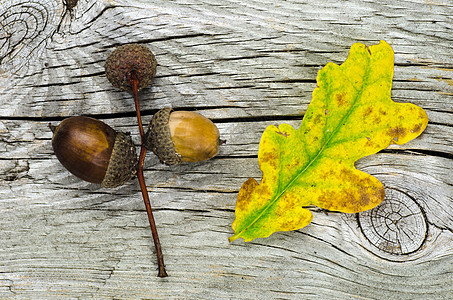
left=144, top=108, right=220, bottom=165
left=105, top=44, right=157, bottom=92
left=51, top=116, right=137, bottom=188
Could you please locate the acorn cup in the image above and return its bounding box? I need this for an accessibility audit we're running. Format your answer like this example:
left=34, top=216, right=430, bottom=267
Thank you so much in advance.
left=144, top=108, right=221, bottom=165
left=105, top=43, right=157, bottom=92
left=50, top=116, right=137, bottom=188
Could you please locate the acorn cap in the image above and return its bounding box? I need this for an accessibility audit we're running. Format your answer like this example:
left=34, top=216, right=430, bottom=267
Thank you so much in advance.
left=144, top=108, right=182, bottom=165
left=101, top=131, right=138, bottom=188
left=105, top=44, right=157, bottom=92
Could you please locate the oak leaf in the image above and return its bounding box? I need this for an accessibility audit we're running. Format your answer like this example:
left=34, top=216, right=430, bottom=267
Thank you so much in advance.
left=229, top=41, right=428, bottom=242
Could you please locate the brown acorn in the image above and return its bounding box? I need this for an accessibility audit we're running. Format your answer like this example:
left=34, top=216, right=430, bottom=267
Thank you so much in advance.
left=105, top=43, right=157, bottom=92
left=144, top=108, right=221, bottom=165
left=50, top=116, right=137, bottom=188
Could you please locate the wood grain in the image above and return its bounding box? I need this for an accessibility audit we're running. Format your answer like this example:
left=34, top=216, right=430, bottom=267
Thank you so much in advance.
left=0, top=0, right=452, bottom=298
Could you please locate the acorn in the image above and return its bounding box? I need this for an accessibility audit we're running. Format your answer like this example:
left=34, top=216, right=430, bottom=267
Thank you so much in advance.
left=105, top=43, right=157, bottom=92
left=50, top=116, right=138, bottom=188
left=144, top=108, right=221, bottom=165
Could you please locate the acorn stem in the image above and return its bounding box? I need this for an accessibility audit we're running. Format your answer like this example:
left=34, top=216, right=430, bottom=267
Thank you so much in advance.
left=130, top=71, right=145, bottom=139
left=137, top=145, right=168, bottom=277
left=130, top=71, right=168, bottom=277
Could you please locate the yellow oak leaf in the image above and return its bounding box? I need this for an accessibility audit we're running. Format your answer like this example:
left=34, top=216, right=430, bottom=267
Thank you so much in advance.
left=229, top=41, right=428, bottom=242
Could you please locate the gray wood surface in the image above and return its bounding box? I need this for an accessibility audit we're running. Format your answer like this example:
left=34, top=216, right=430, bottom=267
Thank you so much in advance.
left=0, top=0, right=452, bottom=298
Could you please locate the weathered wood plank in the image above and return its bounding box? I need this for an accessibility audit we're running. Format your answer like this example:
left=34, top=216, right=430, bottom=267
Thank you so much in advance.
left=0, top=0, right=452, bottom=298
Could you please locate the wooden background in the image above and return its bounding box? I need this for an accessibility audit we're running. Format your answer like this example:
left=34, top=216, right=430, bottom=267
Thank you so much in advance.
left=0, top=0, right=452, bottom=298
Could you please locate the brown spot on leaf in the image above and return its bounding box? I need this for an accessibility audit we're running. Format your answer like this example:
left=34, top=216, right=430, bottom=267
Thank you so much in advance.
left=411, top=123, right=422, bottom=133
left=275, top=194, right=296, bottom=218
left=363, top=106, right=373, bottom=118
left=359, top=187, right=372, bottom=207
left=387, top=127, right=407, bottom=142
left=335, top=92, right=347, bottom=106
left=356, top=184, right=385, bottom=212
left=236, top=178, right=258, bottom=211
left=334, top=169, right=382, bottom=211
left=260, top=151, right=278, bottom=169
left=317, top=192, right=335, bottom=211
left=377, top=185, right=385, bottom=200
left=287, top=158, right=300, bottom=171
left=379, top=108, right=387, bottom=116
left=314, top=114, right=321, bottom=123
left=319, top=176, right=384, bottom=213
left=340, top=168, right=360, bottom=184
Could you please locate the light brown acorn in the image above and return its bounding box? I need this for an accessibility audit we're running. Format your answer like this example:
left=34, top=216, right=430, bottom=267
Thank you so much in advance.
left=50, top=116, right=137, bottom=188
left=144, top=108, right=221, bottom=165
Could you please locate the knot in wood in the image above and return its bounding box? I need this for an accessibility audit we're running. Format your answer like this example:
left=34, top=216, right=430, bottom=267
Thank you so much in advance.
left=357, top=188, right=427, bottom=256
left=0, top=1, right=59, bottom=74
